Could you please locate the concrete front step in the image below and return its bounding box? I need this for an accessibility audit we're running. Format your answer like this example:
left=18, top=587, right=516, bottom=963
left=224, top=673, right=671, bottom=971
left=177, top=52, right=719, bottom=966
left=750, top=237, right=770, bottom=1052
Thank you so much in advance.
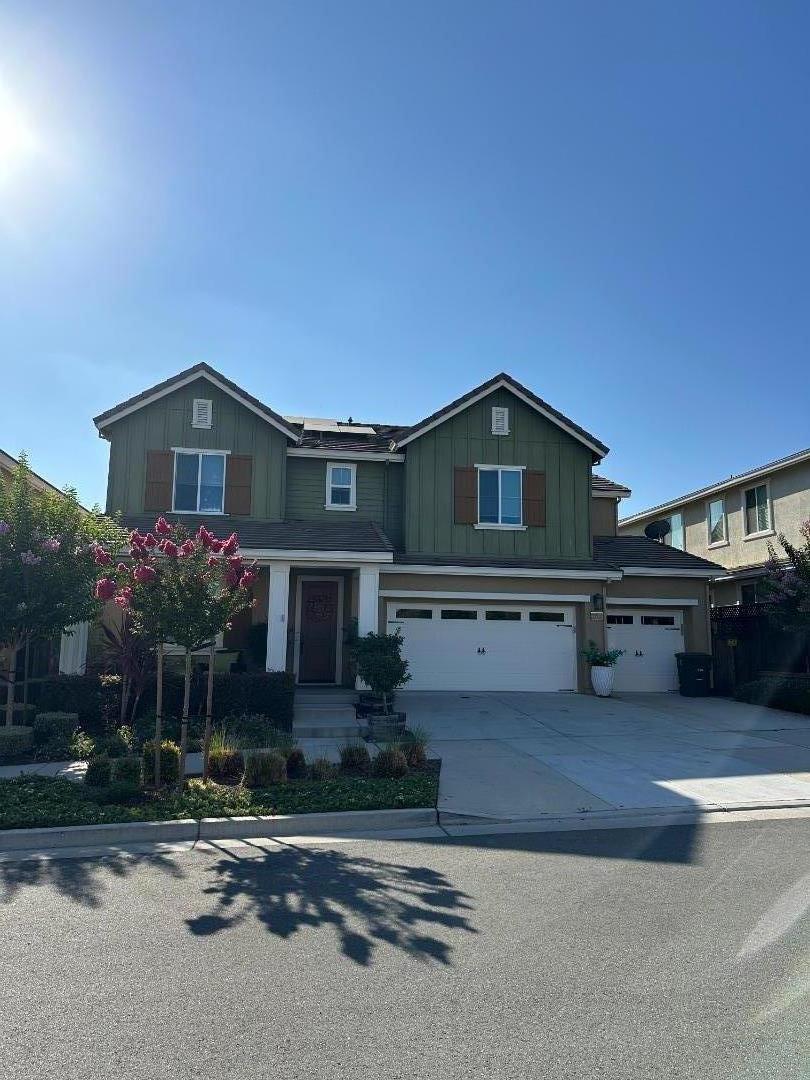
left=293, top=723, right=365, bottom=740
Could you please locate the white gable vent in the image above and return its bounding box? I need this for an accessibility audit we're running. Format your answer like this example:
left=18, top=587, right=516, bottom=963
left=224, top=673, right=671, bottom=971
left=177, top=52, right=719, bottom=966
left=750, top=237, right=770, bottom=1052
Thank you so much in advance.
left=491, top=406, right=510, bottom=435
left=192, top=399, right=212, bottom=429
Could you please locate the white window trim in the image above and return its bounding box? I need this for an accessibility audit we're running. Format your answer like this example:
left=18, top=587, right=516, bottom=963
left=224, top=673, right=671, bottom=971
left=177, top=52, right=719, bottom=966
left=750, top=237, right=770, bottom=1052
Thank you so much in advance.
left=706, top=496, right=729, bottom=549
left=192, top=398, right=213, bottom=429
left=475, top=464, right=525, bottom=529
left=171, top=449, right=228, bottom=515
left=325, top=461, right=357, bottom=511
left=742, top=479, right=772, bottom=539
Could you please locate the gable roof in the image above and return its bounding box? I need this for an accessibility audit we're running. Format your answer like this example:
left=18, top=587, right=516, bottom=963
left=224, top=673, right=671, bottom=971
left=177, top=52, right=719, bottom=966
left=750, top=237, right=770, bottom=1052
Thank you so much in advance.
left=592, top=474, right=631, bottom=498
left=619, top=444, right=810, bottom=527
left=392, top=373, right=609, bottom=461
left=0, top=449, right=70, bottom=500
left=93, top=363, right=300, bottom=441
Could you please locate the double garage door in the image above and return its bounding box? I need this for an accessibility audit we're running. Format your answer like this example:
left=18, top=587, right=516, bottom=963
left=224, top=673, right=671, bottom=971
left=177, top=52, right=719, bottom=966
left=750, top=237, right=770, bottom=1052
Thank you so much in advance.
left=606, top=608, right=684, bottom=692
left=387, top=602, right=577, bottom=692
left=387, top=601, right=686, bottom=693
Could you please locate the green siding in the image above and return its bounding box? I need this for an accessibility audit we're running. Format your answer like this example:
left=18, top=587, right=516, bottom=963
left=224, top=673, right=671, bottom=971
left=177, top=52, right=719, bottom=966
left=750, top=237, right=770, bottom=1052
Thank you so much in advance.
left=104, top=377, right=288, bottom=519
left=284, top=458, right=404, bottom=549
left=403, top=387, right=593, bottom=558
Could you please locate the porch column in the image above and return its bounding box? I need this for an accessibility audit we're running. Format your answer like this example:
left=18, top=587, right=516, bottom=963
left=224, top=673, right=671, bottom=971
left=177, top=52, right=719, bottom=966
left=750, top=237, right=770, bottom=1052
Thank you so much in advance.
left=59, top=622, right=89, bottom=675
left=357, top=565, right=380, bottom=637
left=265, top=563, right=291, bottom=672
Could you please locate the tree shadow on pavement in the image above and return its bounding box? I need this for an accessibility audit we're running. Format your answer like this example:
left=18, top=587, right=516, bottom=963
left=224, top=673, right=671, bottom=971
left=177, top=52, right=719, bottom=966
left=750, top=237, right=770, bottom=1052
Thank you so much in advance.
left=0, top=850, right=186, bottom=908
left=186, top=840, right=478, bottom=966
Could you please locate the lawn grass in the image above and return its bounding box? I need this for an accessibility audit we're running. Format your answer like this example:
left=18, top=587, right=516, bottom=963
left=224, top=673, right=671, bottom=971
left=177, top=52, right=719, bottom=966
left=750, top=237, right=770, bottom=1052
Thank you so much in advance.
left=0, top=767, right=440, bottom=831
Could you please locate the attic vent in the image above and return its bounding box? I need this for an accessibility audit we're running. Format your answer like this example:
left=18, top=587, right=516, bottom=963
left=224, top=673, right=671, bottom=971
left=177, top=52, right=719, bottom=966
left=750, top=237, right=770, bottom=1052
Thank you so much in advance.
left=491, top=406, right=509, bottom=435
left=192, top=399, right=212, bottom=429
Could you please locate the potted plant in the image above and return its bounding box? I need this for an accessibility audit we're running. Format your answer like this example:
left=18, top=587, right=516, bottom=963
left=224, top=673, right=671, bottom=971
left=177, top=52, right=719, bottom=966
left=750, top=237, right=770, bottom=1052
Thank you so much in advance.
left=350, top=630, right=411, bottom=738
left=581, top=640, right=625, bottom=698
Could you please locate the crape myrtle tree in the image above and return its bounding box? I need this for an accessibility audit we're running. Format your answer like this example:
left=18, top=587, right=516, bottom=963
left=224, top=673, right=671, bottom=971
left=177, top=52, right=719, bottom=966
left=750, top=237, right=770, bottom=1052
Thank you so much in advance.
left=763, top=520, right=810, bottom=668
left=92, top=517, right=256, bottom=784
left=0, top=454, right=124, bottom=726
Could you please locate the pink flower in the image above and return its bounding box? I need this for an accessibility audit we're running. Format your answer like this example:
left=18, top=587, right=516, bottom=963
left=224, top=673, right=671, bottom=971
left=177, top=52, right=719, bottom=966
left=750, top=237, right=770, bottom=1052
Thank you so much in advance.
left=154, top=517, right=171, bottom=536
left=225, top=567, right=241, bottom=588
left=119, top=586, right=133, bottom=600
left=196, top=526, right=214, bottom=549
left=239, top=570, right=257, bottom=589
left=117, top=562, right=128, bottom=573
left=179, top=539, right=195, bottom=557
left=227, top=555, right=243, bottom=571
left=209, top=538, right=223, bottom=553
left=114, top=594, right=130, bottom=609
left=221, top=533, right=239, bottom=556
left=162, top=540, right=179, bottom=557
left=133, top=564, right=156, bottom=583
left=41, top=538, right=61, bottom=554
left=207, top=555, right=219, bottom=568
left=143, top=532, right=157, bottom=549
left=93, top=547, right=112, bottom=566
left=95, top=577, right=116, bottom=601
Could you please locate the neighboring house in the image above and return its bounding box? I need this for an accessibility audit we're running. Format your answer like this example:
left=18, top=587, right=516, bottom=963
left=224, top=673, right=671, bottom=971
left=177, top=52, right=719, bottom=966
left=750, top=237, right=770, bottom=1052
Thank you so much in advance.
left=618, top=447, right=810, bottom=607
left=93, top=364, right=721, bottom=693
left=0, top=450, right=89, bottom=695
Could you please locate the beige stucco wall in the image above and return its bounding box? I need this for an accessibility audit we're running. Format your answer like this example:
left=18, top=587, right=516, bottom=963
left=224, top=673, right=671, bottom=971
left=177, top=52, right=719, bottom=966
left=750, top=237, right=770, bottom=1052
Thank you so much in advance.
left=619, top=459, right=810, bottom=573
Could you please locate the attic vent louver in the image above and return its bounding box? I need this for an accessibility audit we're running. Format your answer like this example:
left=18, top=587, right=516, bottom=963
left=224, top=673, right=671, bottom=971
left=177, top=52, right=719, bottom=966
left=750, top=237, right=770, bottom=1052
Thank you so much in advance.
left=192, top=399, right=213, bottom=429
left=491, top=406, right=509, bottom=435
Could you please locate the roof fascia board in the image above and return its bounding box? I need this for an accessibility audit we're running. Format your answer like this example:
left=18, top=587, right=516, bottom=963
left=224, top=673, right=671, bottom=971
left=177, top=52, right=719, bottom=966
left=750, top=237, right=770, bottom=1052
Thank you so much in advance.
left=95, top=370, right=298, bottom=441
left=619, top=566, right=718, bottom=578
left=394, top=378, right=607, bottom=459
left=620, top=448, right=810, bottom=526
left=287, top=448, right=405, bottom=462
left=381, top=563, right=622, bottom=580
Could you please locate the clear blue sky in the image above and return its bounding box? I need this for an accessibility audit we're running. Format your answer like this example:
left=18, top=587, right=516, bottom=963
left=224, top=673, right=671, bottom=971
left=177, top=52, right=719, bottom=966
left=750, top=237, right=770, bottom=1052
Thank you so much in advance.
left=1, top=1, right=808, bottom=514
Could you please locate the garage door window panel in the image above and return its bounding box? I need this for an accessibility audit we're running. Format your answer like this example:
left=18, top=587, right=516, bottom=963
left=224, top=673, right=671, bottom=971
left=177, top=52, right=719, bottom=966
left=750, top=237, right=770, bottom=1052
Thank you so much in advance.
left=641, top=615, right=676, bottom=626
left=607, top=614, right=633, bottom=625
left=441, top=609, right=477, bottom=620
left=529, top=612, right=565, bottom=623
left=395, top=609, right=433, bottom=619
left=485, top=610, right=521, bottom=621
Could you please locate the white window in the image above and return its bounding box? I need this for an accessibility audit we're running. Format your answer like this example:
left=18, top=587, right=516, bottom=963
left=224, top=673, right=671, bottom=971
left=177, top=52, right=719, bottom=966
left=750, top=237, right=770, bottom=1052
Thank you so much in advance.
left=744, top=483, right=770, bottom=536
left=192, top=399, right=213, bottom=429
left=477, top=466, right=523, bottom=527
left=173, top=450, right=226, bottom=513
left=666, top=511, right=685, bottom=550
left=491, top=406, right=510, bottom=435
left=708, top=497, right=727, bottom=545
left=325, top=462, right=356, bottom=510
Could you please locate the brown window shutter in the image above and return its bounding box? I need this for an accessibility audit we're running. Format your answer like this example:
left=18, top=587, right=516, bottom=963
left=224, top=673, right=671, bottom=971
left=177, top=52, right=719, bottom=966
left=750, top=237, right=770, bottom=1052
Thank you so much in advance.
left=225, top=455, right=253, bottom=515
left=454, top=466, right=478, bottom=524
left=144, top=451, right=173, bottom=512
left=523, top=470, right=546, bottom=527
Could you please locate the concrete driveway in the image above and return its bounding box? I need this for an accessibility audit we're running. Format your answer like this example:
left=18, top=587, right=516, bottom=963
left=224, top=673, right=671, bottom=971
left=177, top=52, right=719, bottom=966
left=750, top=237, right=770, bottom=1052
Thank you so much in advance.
left=399, top=691, right=810, bottom=821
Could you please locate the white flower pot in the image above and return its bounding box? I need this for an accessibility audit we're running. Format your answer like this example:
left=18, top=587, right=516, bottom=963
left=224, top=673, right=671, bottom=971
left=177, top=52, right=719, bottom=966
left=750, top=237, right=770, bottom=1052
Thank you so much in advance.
left=590, top=665, right=615, bottom=698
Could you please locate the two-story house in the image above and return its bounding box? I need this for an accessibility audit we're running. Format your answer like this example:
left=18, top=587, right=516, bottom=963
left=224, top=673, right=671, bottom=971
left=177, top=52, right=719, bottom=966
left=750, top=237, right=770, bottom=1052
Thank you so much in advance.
left=618, top=448, right=810, bottom=607
left=93, top=364, right=720, bottom=693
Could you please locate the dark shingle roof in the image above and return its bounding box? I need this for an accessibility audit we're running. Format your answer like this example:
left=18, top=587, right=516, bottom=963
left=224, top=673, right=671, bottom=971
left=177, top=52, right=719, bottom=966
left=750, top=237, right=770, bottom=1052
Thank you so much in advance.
left=393, top=373, right=609, bottom=460
left=592, top=474, right=631, bottom=497
left=593, top=535, right=721, bottom=572
left=94, top=363, right=299, bottom=440
left=123, top=516, right=393, bottom=553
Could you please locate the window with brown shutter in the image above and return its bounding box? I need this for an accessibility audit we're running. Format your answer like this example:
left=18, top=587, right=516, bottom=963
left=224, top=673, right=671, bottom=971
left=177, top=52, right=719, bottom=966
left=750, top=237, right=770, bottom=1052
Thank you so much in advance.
left=224, top=454, right=253, bottom=515
left=454, top=466, right=477, bottom=524
left=523, top=470, right=546, bottom=527
left=144, top=451, right=173, bottom=512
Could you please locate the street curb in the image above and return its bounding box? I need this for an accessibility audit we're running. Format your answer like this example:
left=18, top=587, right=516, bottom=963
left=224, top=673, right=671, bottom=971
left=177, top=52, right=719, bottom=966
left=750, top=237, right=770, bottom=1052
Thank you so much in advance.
left=0, top=807, right=439, bottom=852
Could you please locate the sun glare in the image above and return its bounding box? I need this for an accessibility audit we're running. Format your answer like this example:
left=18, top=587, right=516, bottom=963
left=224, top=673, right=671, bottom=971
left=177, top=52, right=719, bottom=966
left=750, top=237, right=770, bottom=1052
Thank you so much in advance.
left=0, top=89, right=40, bottom=182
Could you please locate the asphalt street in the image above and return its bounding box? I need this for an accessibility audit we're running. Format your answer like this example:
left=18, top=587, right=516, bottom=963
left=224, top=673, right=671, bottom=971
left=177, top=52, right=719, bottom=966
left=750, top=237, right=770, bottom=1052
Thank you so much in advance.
left=2, top=818, right=809, bottom=1079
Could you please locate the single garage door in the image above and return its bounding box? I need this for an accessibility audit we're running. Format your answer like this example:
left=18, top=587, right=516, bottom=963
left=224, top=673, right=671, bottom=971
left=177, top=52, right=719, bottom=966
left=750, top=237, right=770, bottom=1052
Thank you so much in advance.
left=386, top=602, right=577, bottom=692
left=606, top=608, right=684, bottom=692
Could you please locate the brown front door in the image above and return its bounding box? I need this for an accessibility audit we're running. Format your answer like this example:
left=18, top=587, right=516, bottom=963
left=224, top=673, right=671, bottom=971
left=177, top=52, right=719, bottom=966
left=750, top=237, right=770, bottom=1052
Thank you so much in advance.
left=298, top=579, right=340, bottom=683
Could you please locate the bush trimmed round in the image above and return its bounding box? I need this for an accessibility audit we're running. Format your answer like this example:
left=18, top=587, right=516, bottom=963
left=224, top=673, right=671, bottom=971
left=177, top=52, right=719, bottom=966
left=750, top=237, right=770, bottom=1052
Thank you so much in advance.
left=310, top=757, right=337, bottom=781
left=208, top=747, right=245, bottom=785
left=85, top=755, right=113, bottom=788
left=243, top=750, right=287, bottom=788
left=141, top=739, right=181, bottom=786
left=372, top=747, right=409, bottom=779
left=339, top=742, right=371, bottom=775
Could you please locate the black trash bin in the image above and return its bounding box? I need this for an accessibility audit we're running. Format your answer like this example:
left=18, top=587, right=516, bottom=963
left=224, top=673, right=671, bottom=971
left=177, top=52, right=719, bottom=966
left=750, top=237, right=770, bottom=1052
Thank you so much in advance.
left=675, top=652, right=713, bottom=697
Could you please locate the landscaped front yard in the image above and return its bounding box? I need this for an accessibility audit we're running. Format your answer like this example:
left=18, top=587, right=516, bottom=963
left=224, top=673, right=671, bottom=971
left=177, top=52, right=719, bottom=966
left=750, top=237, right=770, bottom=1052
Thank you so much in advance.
left=0, top=765, right=440, bottom=831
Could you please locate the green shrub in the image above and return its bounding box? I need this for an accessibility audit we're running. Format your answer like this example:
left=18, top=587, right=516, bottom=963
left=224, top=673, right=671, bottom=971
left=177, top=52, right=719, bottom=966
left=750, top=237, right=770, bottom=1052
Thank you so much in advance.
left=38, top=675, right=120, bottom=733
left=70, top=730, right=96, bottom=761
left=178, top=779, right=253, bottom=818
left=95, top=730, right=130, bottom=758
left=734, top=677, right=810, bottom=715
left=208, top=747, right=245, bottom=784
left=350, top=631, right=411, bottom=710
left=309, top=757, right=337, bottom=781
left=211, top=672, right=295, bottom=727
left=0, top=726, right=34, bottom=759
left=33, top=713, right=79, bottom=746
left=286, top=747, right=307, bottom=780
left=400, top=725, right=430, bottom=768
left=85, top=755, right=113, bottom=787
left=243, top=750, right=287, bottom=787
left=35, top=736, right=73, bottom=762
left=113, top=756, right=142, bottom=787
left=339, top=742, right=371, bottom=775
left=87, top=780, right=142, bottom=805
left=141, top=740, right=181, bottom=786
left=373, top=747, right=409, bottom=779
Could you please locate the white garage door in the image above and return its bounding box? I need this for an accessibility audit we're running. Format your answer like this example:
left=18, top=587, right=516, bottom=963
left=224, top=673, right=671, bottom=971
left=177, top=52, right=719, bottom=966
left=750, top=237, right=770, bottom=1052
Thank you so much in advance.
left=387, top=602, right=577, bottom=692
left=606, top=608, right=684, bottom=692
